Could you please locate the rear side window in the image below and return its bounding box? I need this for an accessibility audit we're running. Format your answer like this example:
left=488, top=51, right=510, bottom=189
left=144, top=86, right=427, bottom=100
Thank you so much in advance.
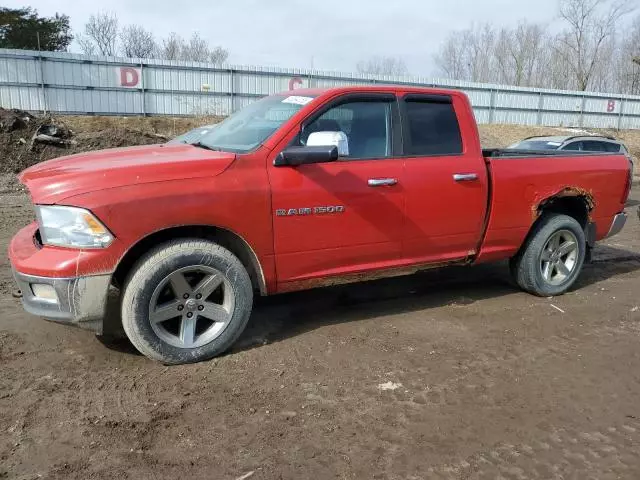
left=403, top=99, right=463, bottom=156
left=562, top=142, right=582, bottom=151
left=581, top=141, right=606, bottom=152
left=602, top=142, right=622, bottom=153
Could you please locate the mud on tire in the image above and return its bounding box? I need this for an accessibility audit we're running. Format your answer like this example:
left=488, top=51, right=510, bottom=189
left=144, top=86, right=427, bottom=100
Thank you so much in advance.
left=510, top=214, right=586, bottom=297
left=121, top=239, right=253, bottom=364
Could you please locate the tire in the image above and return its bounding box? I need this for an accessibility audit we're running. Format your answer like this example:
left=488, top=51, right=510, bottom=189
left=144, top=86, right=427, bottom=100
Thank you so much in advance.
left=121, top=239, right=253, bottom=364
left=510, top=214, right=586, bottom=297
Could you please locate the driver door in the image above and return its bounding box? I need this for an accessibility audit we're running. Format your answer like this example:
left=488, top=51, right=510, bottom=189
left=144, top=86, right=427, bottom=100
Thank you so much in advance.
left=267, top=94, right=406, bottom=288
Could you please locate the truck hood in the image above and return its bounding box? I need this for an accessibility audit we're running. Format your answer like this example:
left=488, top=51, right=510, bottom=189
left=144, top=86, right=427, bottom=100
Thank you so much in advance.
left=19, top=143, right=236, bottom=204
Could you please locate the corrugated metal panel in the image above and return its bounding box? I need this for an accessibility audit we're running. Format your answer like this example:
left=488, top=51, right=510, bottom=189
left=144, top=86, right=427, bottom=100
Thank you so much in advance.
left=541, top=94, right=583, bottom=112
left=540, top=112, right=582, bottom=127
left=624, top=99, right=640, bottom=116
left=495, top=91, right=539, bottom=110
left=584, top=97, right=620, bottom=114
left=0, top=49, right=639, bottom=129
left=493, top=110, right=538, bottom=126
left=582, top=113, right=619, bottom=129
left=0, top=85, right=42, bottom=110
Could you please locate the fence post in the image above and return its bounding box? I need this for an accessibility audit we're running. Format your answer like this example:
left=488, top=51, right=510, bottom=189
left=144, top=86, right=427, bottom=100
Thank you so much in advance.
left=38, top=54, right=47, bottom=115
left=617, top=98, right=624, bottom=131
left=536, top=92, right=544, bottom=126
left=308, top=70, right=313, bottom=89
left=230, top=67, right=235, bottom=114
left=579, top=95, right=586, bottom=128
left=488, top=89, right=496, bottom=124
left=140, top=62, right=145, bottom=116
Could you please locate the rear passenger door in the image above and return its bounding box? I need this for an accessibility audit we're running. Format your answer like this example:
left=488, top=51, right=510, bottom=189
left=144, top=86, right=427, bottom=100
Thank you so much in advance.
left=400, top=94, right=489, bottom=264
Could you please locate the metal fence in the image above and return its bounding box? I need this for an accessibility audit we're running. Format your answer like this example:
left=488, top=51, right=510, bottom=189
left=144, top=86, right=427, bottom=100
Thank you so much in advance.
left=1, top=48, right=639, bottom=129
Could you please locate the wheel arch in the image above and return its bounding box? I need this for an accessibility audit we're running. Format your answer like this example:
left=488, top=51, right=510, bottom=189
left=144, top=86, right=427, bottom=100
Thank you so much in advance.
left=535, top=187, right=594, bottom=230
left=514, top=188, right=594, bottom=261
left=112, top=225, right=267, bottom=296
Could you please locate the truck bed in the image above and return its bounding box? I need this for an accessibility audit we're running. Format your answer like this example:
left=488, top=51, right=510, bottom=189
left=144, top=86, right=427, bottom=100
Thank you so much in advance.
left=476, top=150, right=630, bottom=263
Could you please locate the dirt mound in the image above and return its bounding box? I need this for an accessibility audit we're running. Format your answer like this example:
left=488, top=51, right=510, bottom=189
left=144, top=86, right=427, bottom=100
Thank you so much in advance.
left=0, top=108, right=35, bottom=133
left=0, top=109, right=180, bottom=176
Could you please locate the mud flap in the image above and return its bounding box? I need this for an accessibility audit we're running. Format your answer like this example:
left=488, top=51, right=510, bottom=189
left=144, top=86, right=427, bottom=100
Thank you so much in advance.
left=585, top=222, right=596, bottom=264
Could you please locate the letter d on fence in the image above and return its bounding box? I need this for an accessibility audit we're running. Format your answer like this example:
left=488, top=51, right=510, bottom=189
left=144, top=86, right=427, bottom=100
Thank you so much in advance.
left=119, top=67, right=140, bottom=87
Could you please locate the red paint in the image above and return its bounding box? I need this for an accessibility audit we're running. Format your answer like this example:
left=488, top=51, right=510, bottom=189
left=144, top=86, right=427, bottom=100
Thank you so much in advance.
left=120, top=67, right=140, bottom=87
left=607, top=99, right=616, bottom=112
left=9, top=86, right=631, bottom=296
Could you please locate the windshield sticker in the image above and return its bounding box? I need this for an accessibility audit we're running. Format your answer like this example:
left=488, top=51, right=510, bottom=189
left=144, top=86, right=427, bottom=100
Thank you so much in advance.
left=282, top=96, right=314, bottom=106
left=546, top=142, right=562, bottom=146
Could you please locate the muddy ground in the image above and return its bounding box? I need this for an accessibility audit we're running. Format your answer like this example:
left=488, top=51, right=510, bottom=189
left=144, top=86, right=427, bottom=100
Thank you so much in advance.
left=1, top=195, right=640, bottom=479
left=2, top=117, right=640, bottom=479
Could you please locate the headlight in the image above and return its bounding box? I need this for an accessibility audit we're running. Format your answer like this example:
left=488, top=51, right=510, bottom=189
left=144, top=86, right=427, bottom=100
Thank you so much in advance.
left=35, top=205, right=114, bottom=248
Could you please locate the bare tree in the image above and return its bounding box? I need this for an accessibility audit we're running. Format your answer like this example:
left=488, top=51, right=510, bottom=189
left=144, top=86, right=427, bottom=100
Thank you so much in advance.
left=617, top=14, right=640, bottom=93
left=356, top=56, right=408, bottom=76
left=78, top=12, right=119, bottom=56
left=120, top=24, right=157, bottom=58
left=161, top=32, right=182, bottom=60
left=494, top=22, right=546, bottom=86
left=76, top=34, right=96, bottom=55
left=557, top=0, right=634, bottom=90
left=159, top=32, right=229, bottom=64
left=434, top=35, right=467, bottom=80
left=433, top=24, right=497, bottom=83
left=208, top=46, right=229, bottom=65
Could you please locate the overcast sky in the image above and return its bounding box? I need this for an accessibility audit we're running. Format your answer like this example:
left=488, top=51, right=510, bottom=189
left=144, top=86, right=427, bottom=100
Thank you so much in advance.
left=10, top=0, right=563, bottom=75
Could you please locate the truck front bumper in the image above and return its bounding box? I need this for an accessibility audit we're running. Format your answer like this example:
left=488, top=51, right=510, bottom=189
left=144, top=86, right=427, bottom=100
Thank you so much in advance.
left=12, top=270, right=110, bottom=333
left=9, top=222, right=115, bottom=334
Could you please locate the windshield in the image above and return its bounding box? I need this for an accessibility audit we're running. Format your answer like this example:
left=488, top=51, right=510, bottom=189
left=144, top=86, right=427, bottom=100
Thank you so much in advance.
left=185, top=94, right=316, bottom=153
left=508, top=140, right=563, bottom=151
left=169, top=125, right=218, bottom=144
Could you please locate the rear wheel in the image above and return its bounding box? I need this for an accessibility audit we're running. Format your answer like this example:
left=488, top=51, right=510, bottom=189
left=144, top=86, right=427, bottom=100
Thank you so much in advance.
left=121, top=239, right=253, bottom=364
left=510, top=214, right=586, bottom=297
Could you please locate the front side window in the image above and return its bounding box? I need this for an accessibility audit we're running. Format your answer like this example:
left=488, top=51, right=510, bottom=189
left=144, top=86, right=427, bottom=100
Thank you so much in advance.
left=301, top=100, right=392, bottom=159
left=184, top=94, right=316, bottom=153
left=403, top=99, right=463, bottom=156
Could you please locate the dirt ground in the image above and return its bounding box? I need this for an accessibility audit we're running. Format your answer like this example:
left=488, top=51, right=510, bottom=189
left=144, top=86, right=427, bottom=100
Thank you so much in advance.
left=2, top=117, right=640, bottom=479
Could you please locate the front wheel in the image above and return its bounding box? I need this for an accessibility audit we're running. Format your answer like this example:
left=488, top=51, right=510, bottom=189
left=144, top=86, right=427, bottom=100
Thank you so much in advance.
left=121, top=239, right=253, bottom=364
left=510, top=214, right=586, bottom=297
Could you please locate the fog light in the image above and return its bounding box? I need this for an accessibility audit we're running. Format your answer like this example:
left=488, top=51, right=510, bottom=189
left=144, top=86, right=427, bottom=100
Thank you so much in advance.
left=31, top=283, right=58, bottom=302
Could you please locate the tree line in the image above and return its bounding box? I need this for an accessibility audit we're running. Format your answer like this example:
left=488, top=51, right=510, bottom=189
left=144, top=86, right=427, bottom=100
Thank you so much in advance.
left=1, top=2, right=638, bottom=94
left=0, top=8, right=229, bottom=65
left=434, top=0, right=640, bottom=94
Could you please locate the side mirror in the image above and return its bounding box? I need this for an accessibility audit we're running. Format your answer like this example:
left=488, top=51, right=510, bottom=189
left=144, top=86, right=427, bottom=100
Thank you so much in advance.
left=274, top=145, right=338, bottom=167
left=307, top=131, right=349, bottom=156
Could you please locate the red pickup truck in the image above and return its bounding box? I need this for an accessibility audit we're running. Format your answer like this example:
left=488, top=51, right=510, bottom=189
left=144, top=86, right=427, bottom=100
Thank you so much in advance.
left=9, top=86, right=631, bottom=364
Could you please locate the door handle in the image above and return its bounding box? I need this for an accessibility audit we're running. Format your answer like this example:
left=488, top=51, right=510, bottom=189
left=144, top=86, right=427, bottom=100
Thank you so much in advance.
left=368, top=178, right=398, bottom=187
left=453, top=173, right=479, bottom=182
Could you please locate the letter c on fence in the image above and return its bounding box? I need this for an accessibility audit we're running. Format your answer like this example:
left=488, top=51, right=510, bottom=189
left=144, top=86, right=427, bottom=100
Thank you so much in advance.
left=289, top=77, right=303, bottom=91
left=120, top=67, right=140, bottom=87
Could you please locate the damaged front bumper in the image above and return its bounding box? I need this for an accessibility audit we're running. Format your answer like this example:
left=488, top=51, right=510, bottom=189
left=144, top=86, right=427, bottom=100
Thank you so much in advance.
left=12, top=270, right=110, bottom=333
left=8, top=222, right=117, bottom=334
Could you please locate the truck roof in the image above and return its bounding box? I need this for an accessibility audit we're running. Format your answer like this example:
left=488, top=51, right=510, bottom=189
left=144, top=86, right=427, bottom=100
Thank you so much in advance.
left=279, top=85, right=465, bottom=97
